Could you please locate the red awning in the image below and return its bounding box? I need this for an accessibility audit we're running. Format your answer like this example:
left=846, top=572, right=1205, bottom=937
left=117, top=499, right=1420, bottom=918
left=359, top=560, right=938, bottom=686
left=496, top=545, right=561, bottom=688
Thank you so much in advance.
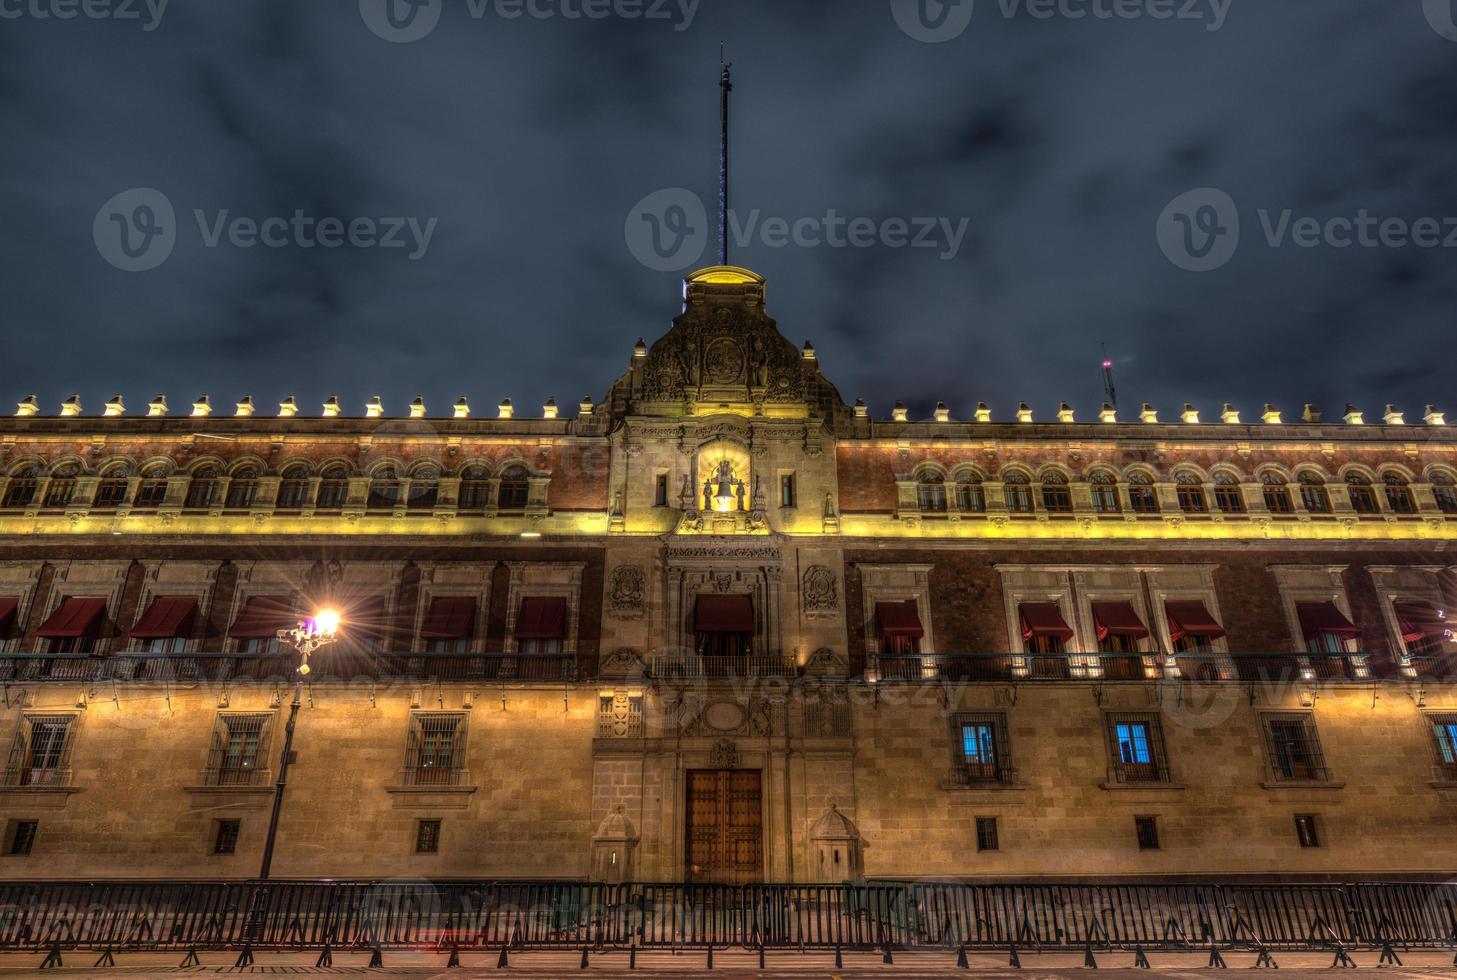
left=1091, top=601, right=1151, bottom=641
left=1165, top=600, right=1227, bottom=643
left=228, top=596, right=299, bottom=639
left=875, top=600, right=925, bottom=638
left=128, top=596, right=198, bottom=639
left=516, top=597, right=569, bottom=640
left=1296, top=601, right=1361, bottom=641
left=35, top=597, right=106, bottom=638
left=0, top=597, right=18, bottom=638
left=1020, top=602, right=1074, bottom=642
left=694, top=595, right=754, bottom=634
left=1395, top=601, right=1449, bottom=643
left=420, top=596, right=476, bottom=639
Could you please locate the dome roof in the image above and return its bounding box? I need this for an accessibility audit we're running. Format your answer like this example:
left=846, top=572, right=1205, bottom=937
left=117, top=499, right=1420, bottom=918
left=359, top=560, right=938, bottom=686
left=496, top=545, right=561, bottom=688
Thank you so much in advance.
left=593, top=804, right=638, bottom=841
left=810, top=803, right=860, bottom=840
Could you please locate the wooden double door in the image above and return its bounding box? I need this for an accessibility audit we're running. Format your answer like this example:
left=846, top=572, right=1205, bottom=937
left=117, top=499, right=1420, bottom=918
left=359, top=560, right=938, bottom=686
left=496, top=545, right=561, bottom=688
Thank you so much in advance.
left=685, top=770, right=763, bottom=884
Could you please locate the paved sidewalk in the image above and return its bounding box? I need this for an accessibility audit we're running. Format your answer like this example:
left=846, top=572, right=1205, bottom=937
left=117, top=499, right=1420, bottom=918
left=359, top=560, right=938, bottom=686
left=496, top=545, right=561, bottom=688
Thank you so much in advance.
left=1, top=946, right=1455, bottom=978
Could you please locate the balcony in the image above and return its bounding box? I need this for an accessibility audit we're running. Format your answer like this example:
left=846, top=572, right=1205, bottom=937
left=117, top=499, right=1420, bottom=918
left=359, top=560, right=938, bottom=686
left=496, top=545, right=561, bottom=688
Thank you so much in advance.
left=946, top=764, right=1017, bottom=788
left=0, top=651, right=577, bottom=684
left=875, top=652, right=1394, bottom=683
left=396, top=766, right=472, bottom=788
left=650, top=651, right=797, bottom=680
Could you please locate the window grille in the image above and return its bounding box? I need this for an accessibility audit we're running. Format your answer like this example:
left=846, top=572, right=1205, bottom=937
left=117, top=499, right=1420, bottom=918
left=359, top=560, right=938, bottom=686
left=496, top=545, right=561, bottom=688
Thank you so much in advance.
left=204, top=713, right=273, bottom=786
left=1106, top=713, right=1170, bottom=783
left=1427, top=713, right=1457, bottom=781
left=416, top=819, right=442, bottom=854
left=975, top=817, right=999, bottom=852
left=1135, top=816, right=1160, bottom=850
left=951, top=712, right=1013, bottom=785
left=1262, top=713, right=1330, bottom=782
left=213, top=819, right=240, bottom=854
left=1295, top=814, right=1321, bottom=848
left=403, top=712, right=467, bottom=786
left=4, top=715, right=76, bottom=788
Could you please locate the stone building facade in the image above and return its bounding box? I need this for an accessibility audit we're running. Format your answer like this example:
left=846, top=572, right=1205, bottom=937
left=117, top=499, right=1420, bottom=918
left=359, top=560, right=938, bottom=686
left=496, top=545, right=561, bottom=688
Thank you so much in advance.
left=0, top=266, right=1454, bottom=883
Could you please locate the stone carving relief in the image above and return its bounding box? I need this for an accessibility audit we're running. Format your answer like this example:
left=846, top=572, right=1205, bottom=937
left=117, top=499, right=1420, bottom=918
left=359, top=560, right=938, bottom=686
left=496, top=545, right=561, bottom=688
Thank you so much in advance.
left=598, top=648, right=648, bottom=678
left=803, top=566, right=839, bottom=613
left=608, top=565, right=645, bottom=618
left=709, top=738, right=739, bottom=769
left=665, top=695, right=778, bottom=739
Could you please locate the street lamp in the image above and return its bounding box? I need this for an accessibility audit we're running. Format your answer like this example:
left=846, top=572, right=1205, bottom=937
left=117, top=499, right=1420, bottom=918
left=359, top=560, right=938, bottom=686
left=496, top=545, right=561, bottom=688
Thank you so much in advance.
left=257, top=609, right=340, bottom=881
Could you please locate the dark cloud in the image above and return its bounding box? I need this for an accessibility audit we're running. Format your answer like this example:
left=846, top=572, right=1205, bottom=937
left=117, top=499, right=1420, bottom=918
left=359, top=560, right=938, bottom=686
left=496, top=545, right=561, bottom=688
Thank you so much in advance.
left=1, top=0, right=1454, bottom=421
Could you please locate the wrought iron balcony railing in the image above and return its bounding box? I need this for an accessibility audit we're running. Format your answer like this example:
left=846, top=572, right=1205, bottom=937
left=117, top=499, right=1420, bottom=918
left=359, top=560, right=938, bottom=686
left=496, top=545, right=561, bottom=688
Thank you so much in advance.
left=0, top=651, right=577, bottom=684
left=396, top=766, right=472, bottom=788
left=650, top=651, right=798, bottom=680
left=196, top=766, right=271, bottom=788
left=946, top=764, right=1018, bottom=788
left=0, top=767, right=72, bottom=789
left=875, top=652, right=1396, bottom=683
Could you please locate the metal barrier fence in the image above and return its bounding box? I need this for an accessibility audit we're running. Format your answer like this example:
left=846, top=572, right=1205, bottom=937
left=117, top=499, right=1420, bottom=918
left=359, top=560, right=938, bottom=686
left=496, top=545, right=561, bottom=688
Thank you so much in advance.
left=0, top=879, right=1454, bottom=957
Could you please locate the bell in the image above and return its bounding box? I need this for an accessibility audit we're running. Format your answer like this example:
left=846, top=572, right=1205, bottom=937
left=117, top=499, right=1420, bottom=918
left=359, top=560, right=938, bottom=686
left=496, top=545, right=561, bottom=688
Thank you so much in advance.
left=715, top=478, right=736, bottom=510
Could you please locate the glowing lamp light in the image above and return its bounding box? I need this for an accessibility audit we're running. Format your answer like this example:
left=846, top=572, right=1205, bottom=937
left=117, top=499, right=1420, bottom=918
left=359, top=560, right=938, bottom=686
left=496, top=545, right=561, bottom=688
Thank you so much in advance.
left=309, top=609, right=342, bottom=637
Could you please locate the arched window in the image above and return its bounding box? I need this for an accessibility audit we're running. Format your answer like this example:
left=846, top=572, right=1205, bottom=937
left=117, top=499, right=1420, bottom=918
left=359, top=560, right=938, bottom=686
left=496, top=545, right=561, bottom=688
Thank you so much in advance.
left=1298, top=472, right=1331, bottom=514
left=133, top=465, right=171, bottom=510
left=1345, top=473, right=1379, bottom=515
left=498, top=466, right=530, bottom=512
left=367, top=468, right=401, bottom=511
left=1213, top=473, right=1245, bottom=514
left=408, top=467, right=440, bottom=511
left=1090, top=472, right=1120, bottom=514
left=955, top=472, right=985, bottom=513
left=44, top=466, right=78, bottom=509
left=276, top=466, right=311, bottom=511
left=1175, top=473, right=1207, bottom=514
left=1127, top=473, right=1159, bottom=514
left=1041, top=472, right=1072, bottom=513
left=458, top=466, right=491, bottom=513
left=916, top=472, right=947, bottom=513
left=1432, top=472, right=1457, bottom=515
left=184, top=467, right=219, bottom=510
left=1261, top=473, right=1294, bottom=514
left=315, top=466, right=350, bottom=512
left=225, top=468, right=259, bottom=510
left=93, top=466, right=131, bottom=509
left=1384, top=473, right=1417, bottom=515
left=1003, top=472, right=1034, bottom=514
left=1, top=467, right=38, bottom=509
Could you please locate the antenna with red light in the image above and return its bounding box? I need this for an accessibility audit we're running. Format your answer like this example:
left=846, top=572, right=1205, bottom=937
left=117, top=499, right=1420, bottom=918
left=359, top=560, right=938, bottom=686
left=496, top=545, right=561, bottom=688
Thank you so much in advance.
left=1102, top=343, right=1118, bottom=411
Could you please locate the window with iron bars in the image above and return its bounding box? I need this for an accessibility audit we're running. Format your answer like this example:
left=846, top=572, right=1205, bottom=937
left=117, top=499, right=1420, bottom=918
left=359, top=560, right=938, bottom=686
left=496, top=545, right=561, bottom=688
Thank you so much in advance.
left=213, top=819, right=240, bottom=855
left=3, top=715, right=77, bottom=788
left=975, top=816, right=999, bottom=852
left=1135, top=815, right=1160, bottom=850
left=403, top=712, right=468, bottom=786
left=416, top=819, right=442, bottom=854
left=1294, top=814, right=1321, bottom=848
left=5, top=820, right=38, bottom=856
left=1106, top=713, right=1171, bottom=784
left=951, top=712, right=1014, bottom=786
left=203, top=713, right=274, bottom=786
left=1427, top=713, right=1457, bottom=782
left=1261, top=713, right=1330, bottom=783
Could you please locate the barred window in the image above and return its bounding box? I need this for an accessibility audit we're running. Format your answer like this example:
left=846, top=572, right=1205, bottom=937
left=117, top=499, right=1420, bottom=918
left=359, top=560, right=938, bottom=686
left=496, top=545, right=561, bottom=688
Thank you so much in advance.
left=1298, top=473, right=1332, bottom=514
left=1127, top=473, right=1159, bottom=514
left=498, top=466, right=530, bottom=512
left=1346, top=473, right=1379, bottom=515
left=1090, top=471, right=1121, bottom=514
left=184, top=468, right=219, bottom=510
left=93, top=467, right=130, bottom=509
left=955, top=473, right=986, bottom=513
left=975, top=817, right=999, bottom=852
left=1135, top=816, right=1160, bottom=850
left=1295, top=814, right=1321, bottom=848
left=4, top=715, right=77, bottom=788
left=224, top=468, right=259, bottom=510
left=315, top=466, right=351, bottom=511
left=1003, top=473, right=1034, bottom=514
left=205, top=713, right=273, bottom=787
left=1384, top=473, right=1417, bottom=515
left=1041, top=473, right=1072, bottom=513
left=43, top=467, right=77, bottom=509
left=1261, top=473, right=1294, bottom=514
left=1433, top=473, right=1457, bottom=515
left=2, top=468, right=38, bottom=509
left=1262, top=713, right=1329, bottom=782
left=407, top=468, right=440, bottom=511
left=133, top=466, right=170, bottom=510
left=458, top=467, right=492, bottom=513
left=404, top=712, right=467, bottom=786
left=1175, top=473, right=1207, bottom=514
left=952, top=712, right=1012, bottom=786
left=917, top=472, right=947, bottom=514
left=6, top=820, right=38, bottom=856
left=1106, top=713, right=1170, bottom=783
left=213, top=819, right=240, bottom=855
left=367, top=469, right=401, bottom=511
left=1427, top=713, right=1457, bottom=781
left=275, top=466, right=311, bottom=511
left=416, top=819, right=442, bottom=854
left=1213, top=473, right=1245, bottom=514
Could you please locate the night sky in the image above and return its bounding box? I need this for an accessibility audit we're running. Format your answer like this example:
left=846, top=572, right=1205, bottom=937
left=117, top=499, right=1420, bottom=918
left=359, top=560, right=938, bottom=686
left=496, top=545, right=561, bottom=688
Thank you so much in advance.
left=3, top=0, right=1455, bottom=422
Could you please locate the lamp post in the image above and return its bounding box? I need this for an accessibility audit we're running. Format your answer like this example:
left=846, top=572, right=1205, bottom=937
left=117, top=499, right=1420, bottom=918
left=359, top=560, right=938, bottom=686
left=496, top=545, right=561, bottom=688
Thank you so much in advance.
left=257, top=610, right=339, bottom=881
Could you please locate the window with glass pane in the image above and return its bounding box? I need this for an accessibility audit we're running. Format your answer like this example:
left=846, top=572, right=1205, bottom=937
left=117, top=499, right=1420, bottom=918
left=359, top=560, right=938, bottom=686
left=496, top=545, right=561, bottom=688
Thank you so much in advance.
left=955, top=474, right=985, bottom=513
left=917, top=473, right=947, bottom=513
left=2, top=469, right=38, bottom=509
left=1127, top=474, right=1159, bottom=514
left=275, top=467, right=310, bottom=510
left=184, top=469, right=218, bottom=510
left=1004, top=473, right=1034, bottom=514
left=212, top=713, right=270, bottom=786
left=239, top=636, right=282, bottom=656
left=1384, top=474, right=1417, bottom=514
left=225, top=469, right=258, bottom=510
left=408, top=469, right=439, bottom=510
left=43, top=469, right=77, bottom=508
left=315, top=467, right=350, bottom=511
left=1261, top=473, right=1294, bottom=514
left=1433, top=474, right=1457, bottom=515
left=953, top=712, right=1010, bottom=785
left=459, top=467, right=491, bottom=512
left=407, top=713, right=464, bottom=786
left=498, top=466, right=530, bottom=511
left=133, top=468, right=169, bottom=509
left=1264, top=715, right=1327, bottom=782
left=93, top=470, right=130, bottom=508
left=13, top=717, right=73, bottom=787
left=1298, top=473, right=1332, bottom=514
left=1213, top=473, right=1245, bottom=513
left=367, top=469, right=400, bottom=510
left=1429, top=714, right=1457, bottom=780
left=1041, top=473, right=1072, bottom=513
left=1175, top=474, right=1207, bottom=514
left=1107, top=713, right=1167, bottom=783
left=1346, top=474, right=1378, bottom=514
left=1090, top=472, right=1121, bottom=514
